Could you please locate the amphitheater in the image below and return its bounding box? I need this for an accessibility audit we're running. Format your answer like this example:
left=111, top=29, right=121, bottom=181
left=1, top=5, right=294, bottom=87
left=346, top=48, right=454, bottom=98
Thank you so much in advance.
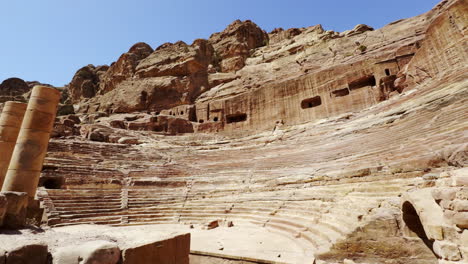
left=0, top=0, right=467, bottom=263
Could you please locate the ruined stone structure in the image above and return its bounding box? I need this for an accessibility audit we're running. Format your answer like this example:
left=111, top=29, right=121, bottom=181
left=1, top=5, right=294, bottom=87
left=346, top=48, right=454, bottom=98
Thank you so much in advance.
left=0, top=101, right=27, bottom=188
left=0, top=0, right=467, bottom=263
left=2, top=86, right=61, bottom=198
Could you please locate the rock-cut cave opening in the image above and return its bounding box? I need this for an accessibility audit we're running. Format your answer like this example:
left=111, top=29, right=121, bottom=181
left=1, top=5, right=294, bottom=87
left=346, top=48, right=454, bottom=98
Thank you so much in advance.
left=41, top=178, right=63, bottom=189
left=226, top=113, right=247, bottom=123
left=331, top=88, right=350, bottom=98
left=301, top=96, right=322, bottom=109
left=348, top=75, right=377, bottom=90
left=402, top=202, right=436, bottom=254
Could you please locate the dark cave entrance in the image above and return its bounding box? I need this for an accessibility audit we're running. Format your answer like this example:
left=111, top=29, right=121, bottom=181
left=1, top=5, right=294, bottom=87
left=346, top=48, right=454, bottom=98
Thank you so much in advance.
left=385, top=69, right=391, bottom=76
left=41, top=178, right=64, bottom=189
left=301, top=96, right=322, bottom=109
left=331, top=88, right=350, bottom=98
left=226, top=113, right=247, bottom=123
left=348, top=75, right=376, bottom=90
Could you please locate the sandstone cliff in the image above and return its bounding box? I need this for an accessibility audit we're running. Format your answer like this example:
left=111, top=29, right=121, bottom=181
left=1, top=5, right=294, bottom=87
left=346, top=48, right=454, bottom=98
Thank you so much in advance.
left=2, top=1, right=467, bottom=263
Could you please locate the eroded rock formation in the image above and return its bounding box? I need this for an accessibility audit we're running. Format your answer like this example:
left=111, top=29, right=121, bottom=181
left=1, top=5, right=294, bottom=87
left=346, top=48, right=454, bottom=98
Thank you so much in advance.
left=1, top=0, right=467, bottom=263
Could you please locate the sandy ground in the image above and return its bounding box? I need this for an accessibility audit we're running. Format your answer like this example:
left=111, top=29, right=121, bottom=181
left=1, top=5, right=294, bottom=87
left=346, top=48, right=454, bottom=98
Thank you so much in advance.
left=0, top=223, right=313, bottom=263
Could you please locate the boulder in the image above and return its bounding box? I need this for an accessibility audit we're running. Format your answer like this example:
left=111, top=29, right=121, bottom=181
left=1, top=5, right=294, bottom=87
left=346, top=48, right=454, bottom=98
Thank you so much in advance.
left=205, top=220, right=219, bottom=230
left=53, top=240, right=120, bottom=264
left=6, top=243, right=48, bottom=264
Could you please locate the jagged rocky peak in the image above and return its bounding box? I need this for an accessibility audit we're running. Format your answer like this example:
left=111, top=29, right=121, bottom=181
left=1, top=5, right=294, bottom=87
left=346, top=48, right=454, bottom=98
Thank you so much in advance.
left=135, top=39, right=215, bottom=78
left=209, top=19, right=269, bottom=72
left=99, top=42, right=154, bottom=95
left=68, top=64, right=109, bottom=103
left=0, top=77, right=30, bottom=96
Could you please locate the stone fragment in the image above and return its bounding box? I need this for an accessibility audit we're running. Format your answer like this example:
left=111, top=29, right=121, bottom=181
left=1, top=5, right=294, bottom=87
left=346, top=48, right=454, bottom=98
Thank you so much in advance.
left=121, top=233, right=190, bottom=264
left=433, top=241, right=462, bottom=261
left=6, top=243, right=48, bottom=264
left=53, top=240, right=120, bottom=264
left=206, top=220, right=219, bottom=230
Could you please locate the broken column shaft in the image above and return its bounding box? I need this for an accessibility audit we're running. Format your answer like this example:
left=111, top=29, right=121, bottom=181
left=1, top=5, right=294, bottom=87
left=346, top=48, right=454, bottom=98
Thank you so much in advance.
left=2, top=86, right=60, bottom=198
left=0, top=102, right=28, bottom=189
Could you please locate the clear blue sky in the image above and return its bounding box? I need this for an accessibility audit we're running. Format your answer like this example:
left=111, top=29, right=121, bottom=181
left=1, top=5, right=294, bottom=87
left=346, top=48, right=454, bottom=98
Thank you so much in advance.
left=0, top=0, right=440, bottom=86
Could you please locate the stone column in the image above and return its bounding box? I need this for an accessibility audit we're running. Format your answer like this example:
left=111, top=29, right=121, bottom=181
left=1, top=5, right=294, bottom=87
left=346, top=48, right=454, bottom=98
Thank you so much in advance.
left=2, top=86, right=61, bottom=198
left=0, top=102, right=27, bottom=189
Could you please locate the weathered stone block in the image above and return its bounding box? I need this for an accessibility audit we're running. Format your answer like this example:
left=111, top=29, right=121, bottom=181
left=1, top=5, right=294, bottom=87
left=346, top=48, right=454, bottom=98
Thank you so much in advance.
left=452, top=176, right=468, bottom=187
left=432, top=188, right=458, bottom=201
left=456, top=188, right=468, bottom=200
left=452, top=199, right=468, bottom=212
left=53, top=240, right=120, bottom=264
left=122, top=233, right=190, bottom=264
left=444, top=210, right=468, bottom=228
left=6, top=243, right=48, bottom=264
left=1, top=191, right=28, bottom=229
left=433, top=241, right=461, bottom=261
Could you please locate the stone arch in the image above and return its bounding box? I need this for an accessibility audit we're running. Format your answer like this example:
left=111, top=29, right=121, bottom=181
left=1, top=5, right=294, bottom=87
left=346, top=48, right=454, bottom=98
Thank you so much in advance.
left=402, top=201, right=434, bottom=251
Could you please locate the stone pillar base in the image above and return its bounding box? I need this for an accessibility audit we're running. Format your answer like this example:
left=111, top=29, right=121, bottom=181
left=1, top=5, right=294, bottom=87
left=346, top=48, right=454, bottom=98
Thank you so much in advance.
left=0, top=191, right=28, bottom=229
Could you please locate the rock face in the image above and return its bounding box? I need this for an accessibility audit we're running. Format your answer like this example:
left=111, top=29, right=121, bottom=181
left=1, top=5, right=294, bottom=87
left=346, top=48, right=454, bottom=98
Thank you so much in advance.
left=99, top=42, right=153, bottom=94
left=208, top=19, right=269, bottom=72
left=68, top=64, right=109, bottom=103
left=0, top=78, right=30, bottom=97
left=68, top=20, right=269, bottom=114
left=2, top=0, right=466, bottom=264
